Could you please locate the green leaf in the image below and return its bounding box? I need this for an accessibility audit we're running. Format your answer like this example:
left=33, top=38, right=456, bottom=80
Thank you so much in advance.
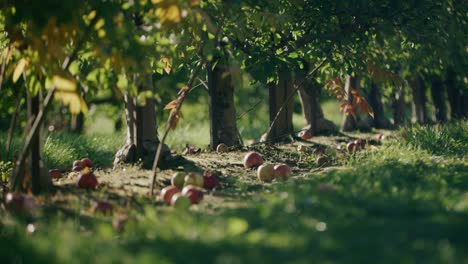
left=12, top=58, right=26, bottom=83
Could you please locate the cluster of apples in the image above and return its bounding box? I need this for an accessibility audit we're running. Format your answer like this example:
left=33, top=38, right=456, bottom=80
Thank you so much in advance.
left=346, top=139, right=366, bottom=153
left=160, top=170, right=220, bottom=208
left=69, top=158, right=98, bottom=189
left=243, top=152, right=292, bottom=182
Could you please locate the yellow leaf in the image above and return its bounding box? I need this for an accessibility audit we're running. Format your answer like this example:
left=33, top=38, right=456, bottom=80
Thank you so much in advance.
left=54, top=91, right=88, bottom=114
left=164, top=100, right=178, bottom=110
left=13, top=58, right=26, bottom=83
left=155, top=4, right=181, bottom=23
left=52, top=75, right=76, bottom=91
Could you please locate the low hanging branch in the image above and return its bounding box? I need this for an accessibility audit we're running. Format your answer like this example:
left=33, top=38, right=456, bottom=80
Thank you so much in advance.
left=11, top=17, right=98, bottom=191
left=264, top=58, right=328, bottom=141
left=150, top=63, right=204, bottom=197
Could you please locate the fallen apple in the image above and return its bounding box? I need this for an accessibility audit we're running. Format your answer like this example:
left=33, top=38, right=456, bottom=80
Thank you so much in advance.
left=257, top=163, right=275, bottom=182
left=171, top=194, right=191, bottom=209
left=298, top=130, right=313, bottom=139
left=181, top=185, right=204, bottom=204
left=313, top=146, right=326, bottom=155
left=73, top=160, right=83, bottom=168
left=92, top=200, right=113, bottom=215
left=171, top=172, right=185, bottom=189
left=160, top=186, right=181, bottom=203
left=274, top=164, right=292, bottom=180
left=49, top=169, right=62, bottom=179
left=346, top=142, right=358, bottom=153
left=81, top=158, right=93, bottom=168
left=184, top=172, right=204, bottom=188
left=216, top=143, right=229, bottom=153
left=243, top=152, right=264, bottom=169
left=316, top=156, right=329, bottom=166
left=203, top=170, right=220, bottom=189
left=76, top=172, right=98, bottom=189
left=72, top=165, right=83, bottom=172
left=376, top=133, right=385, bottom=140
left=354, top=139, right=366, bottom=149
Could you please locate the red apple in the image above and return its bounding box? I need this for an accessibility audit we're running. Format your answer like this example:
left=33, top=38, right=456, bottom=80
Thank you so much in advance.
left=316, top=156, right=329, bottom=166
left=243, top=152, right=264, bottom=169
left=171, top=194, right=191, bottom=209
left=354, top=139, right=366, bottom=149
left=171, top=172, right=185, bottom=189
left=184, top=172, right=204, bottom=188
left=92, top=200, right=113, bottom=215
left=376, top=133, right=385, bottom=140
left=72, top=165, right=83, bottom=172
left=160, top=186, right=181, bottom=203
left=73, top=160, right=83, bottom=168
left=181, top=185, right=204, bottom=204
left=81, top=158, right=93, bottom=168
left=216, top=143, right=229, bottom=153
left=313, top=146, right=325, bottom=155
left=273, top=164, right=292, bottom=179
left=203, top=170, right=220, bottom=189
left=298, top=130, right=313, bottom=139
left=76, top=172, right=98, bottom=189
left=346, top=142, right=358, bottom=153
left=257, top=163, right=275, bottom=182
left=49, top=169, right=62, bottom=179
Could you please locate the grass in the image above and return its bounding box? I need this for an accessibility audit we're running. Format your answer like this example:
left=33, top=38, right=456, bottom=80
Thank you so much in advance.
left=1, top=116, right=467, bottom=263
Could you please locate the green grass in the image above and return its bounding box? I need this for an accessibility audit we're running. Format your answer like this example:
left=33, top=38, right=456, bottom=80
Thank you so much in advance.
left=1, top=121, right=467, bottom=263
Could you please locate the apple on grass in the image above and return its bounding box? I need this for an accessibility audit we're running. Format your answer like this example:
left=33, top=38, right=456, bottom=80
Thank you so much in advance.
left=243, top=152, right=264, bottom=169
left=184, top=172, right=204, bottom=188
left=346, top=142, right=358, bottom=153
left=216, top=143, right=229, bottom=153
left=92, top=200, right=114, bottom=215
left=257, top=163, right=275, bottom=182
left=160, top=186, right=181, bottom=203
left=171, top=194, right=191, bottom=209
left=298, top=130, right=313, bottom=139
left=203, top=170, right=220, bottom=189
left=181, top=185, right=204, bottom=204
left=77, top=172, right=98, bottom=189
left=81, top=158, right=93, bottom=168
left=353, top=139, right=366, bottom=149
left=73, top=160, right=83, bottom=168
left=171, top=172, right=185, bottom=189
left=49, top=169, right=62, bottom=179
left=274, top=164, right=292, bottom=180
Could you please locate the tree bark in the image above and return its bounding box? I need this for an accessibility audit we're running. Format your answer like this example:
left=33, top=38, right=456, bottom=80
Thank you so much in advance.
left=341, top=75, right=359, bottom=131
left=445, top=70, right=466, bottom=119
left=410, top=76, right=428, bottom=124
left=367, top=82, right=392, bottom=129
left=431, top=76, right=448, bottom=123
left=207, top=61, right=241, bottom=149
left=114, top=75, right=169, bottom=169
left=264, top=69, right=294, bottom=142
left=298, top=77, right=336, bottom=134
left=391, top=86, right=408, bottom=127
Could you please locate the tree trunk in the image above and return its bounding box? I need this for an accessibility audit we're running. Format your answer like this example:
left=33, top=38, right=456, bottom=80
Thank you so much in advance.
left=298, top=77, right=336, bottom=134
left=25, top=90, right=50, bottom=194
left=71, top=112, right=85, bottom=133
left=445, top=70, right=466, bottom=120
left=391, top=85, right=408, bottom=127
left=341, top=75, right=359, bottom=131
left=410, top=76, right=428, bottom=124
left=366, top=82, right=392, bottom=129
left=264, top=69, right=294, bottom=142
left=207, top=61, right=241, bottom=149
left=431, top=76, right=448, bottom=123
left=114, top=75, right=169, bottom=169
